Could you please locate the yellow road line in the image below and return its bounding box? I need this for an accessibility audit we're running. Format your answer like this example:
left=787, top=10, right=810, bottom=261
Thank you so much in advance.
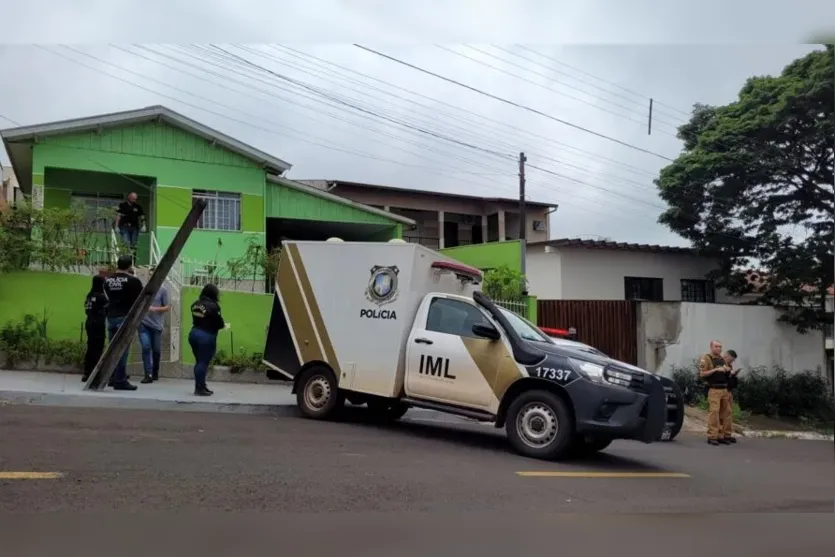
left=0, top=472, right=65, bottom=480
left=516, top=471, right=691, bottom=478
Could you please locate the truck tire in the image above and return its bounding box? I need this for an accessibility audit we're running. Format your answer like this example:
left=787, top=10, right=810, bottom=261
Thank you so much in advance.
left=367, top=399, right=409, bottom=421
left=505, top=390, right=574, bottom=460
left=663, top=382, right=685, bottom=442
left=296, top=366, right=343, bottom=420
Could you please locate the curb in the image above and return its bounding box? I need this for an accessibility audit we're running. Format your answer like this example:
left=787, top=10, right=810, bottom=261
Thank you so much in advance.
left=0, top=390, right=298, bottom=417
left=739, top=429, right=834, bottom=441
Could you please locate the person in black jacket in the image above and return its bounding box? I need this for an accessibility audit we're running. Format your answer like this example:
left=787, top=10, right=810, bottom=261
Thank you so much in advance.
left=188, top=284, right=225, bottom=396
left=81, top=275, right=108, bottom=383
left=103, top=255, right=143, bottom=391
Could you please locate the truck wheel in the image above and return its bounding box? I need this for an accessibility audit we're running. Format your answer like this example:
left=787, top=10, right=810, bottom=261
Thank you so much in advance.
left=662, top=383, right=685, bottom=442
left=296, top=366, right=343, bottom=420
left=505, top=390, right=574, bottom=460
left=367, top=399, right=409, bottom=421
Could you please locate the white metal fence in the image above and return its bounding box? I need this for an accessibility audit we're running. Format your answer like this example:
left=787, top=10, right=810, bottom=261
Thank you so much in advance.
left=493, top=299, right=529, bottom=319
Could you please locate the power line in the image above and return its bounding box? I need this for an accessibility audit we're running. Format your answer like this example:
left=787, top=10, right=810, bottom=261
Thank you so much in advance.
left=353, top=44, right=675, bottom=162
left=0, top=113, right=22, bottom=126
left=515, top=45, right=694, bottom=119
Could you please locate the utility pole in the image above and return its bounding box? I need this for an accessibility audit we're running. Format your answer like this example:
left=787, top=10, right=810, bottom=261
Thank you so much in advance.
left=518, top=152, right=527, bottom=289
left=84, top=199, right=207, bottom=391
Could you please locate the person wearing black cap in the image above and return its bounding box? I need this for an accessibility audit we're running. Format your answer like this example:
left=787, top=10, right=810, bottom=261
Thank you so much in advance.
left=102, top=255, right=143, bottom=390
left=188, top=284, right=225, bottom=396
left=81, top=275, right=109, bottom=383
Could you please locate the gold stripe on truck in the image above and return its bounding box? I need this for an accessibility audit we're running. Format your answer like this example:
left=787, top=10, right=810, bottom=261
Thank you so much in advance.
left=461, top=337, right=521, bottom=399
left=286, top=244, right=341, bottom=374
left=277, top=247, right=323, bottom=364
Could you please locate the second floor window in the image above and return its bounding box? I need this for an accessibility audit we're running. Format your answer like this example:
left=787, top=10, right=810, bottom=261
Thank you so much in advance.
left=681, top=279, right=716, bottom=303
left=624, top=276, right=664, bottom=301
left=193, top=190, right=241, bottom=231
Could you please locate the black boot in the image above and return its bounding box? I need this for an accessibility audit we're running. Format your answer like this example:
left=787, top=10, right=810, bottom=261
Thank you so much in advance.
left=141, top=375, right=153, bottom=384
left=112, top=380, right=138, bottom=391
left=194, top=386, right=213, bottom=396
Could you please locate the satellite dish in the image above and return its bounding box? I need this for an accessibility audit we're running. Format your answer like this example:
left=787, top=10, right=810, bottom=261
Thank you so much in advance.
left=326, top=237, right=344, bottom=243
left=388, top=239, right=407, bottom=244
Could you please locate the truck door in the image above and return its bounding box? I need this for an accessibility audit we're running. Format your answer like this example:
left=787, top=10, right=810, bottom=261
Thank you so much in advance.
left=405, top=296, right=497, bottom=410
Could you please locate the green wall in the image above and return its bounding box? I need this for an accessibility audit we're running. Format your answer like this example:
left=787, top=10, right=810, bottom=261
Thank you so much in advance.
left=0, top=272, right=91, bottom=340
left=180, top=287, right=272, bottom=364
left=440, top=240, right=523, bottom=272
left=31, top=120, right=269, bottom=264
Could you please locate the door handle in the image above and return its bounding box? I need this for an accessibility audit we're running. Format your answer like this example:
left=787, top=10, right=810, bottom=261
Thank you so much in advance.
left=414, top=338, right=433, bottom=345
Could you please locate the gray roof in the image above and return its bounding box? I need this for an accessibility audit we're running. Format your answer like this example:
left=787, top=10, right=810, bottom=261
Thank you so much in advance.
left=2, top=105, right=292, bottom=192
left=529, top=237, right=699, bottom=255
left=268, top=176, right=416, bottom=227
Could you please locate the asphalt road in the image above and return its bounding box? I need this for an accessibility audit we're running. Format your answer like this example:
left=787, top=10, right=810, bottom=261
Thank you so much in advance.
left=1, top=405, right=833, bottom=554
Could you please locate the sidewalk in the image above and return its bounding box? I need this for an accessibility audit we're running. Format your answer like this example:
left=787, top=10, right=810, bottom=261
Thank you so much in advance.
left=0, top=370, right=296, bottom=416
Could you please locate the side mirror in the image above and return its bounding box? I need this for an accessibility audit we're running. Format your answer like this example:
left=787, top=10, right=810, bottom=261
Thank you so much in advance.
left=472, top=323, right=500, bottom=341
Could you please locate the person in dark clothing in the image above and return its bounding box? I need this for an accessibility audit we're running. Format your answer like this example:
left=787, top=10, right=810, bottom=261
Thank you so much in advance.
left=103, top=255, right=144, bottom=391
left=81, top=275, right=109, bottom=383
left=723, top=349, right=740, bottom=443
left=188, top=284, right=225, bottom=396
left=115, top=192, right=145, bottom=258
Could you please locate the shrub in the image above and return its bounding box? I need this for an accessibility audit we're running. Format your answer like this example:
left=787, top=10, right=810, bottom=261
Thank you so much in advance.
left=672, top=363, right=834, bottom=424
left=0, top=314, right=85, bottom=369
left=212, top=349, right=267, bottom=374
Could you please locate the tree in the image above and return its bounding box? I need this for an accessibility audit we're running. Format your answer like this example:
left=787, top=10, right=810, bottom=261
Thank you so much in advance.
left=656, top=46, right=834, bottom=332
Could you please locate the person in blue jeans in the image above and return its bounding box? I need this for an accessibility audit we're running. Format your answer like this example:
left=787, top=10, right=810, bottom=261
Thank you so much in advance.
left=139, top=272, right=171, bottom=384
left=103, top=255, right=144, bottom=390
left=188, top=284, right=225, bottom=396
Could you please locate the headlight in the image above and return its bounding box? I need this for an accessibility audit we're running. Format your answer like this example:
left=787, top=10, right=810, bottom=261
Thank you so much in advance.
left=604, top=369, right=632, bottom=389
left=569, top=358, right=605, bottom=383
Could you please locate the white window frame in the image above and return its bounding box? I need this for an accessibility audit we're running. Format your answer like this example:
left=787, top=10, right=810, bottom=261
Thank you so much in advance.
left=192, top=190, right=242, bottom=232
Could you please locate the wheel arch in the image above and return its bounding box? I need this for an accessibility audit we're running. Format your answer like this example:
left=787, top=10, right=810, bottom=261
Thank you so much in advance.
left=495, top=377, right=576, bottom=428
left=291, top=360, right=336, bottom=394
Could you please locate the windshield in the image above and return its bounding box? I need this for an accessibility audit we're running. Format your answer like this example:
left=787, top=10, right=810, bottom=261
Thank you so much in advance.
left=498, top=308, right=553, bottom=343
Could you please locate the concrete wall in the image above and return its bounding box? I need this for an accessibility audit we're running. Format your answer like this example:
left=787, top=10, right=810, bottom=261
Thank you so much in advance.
left=526, top=245, right=731, bottom=302
left=637, top=302, right=825, bottom=377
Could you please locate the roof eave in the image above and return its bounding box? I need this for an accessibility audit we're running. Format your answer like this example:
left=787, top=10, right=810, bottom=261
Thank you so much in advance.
left=268, top=176, right=416, bottom=227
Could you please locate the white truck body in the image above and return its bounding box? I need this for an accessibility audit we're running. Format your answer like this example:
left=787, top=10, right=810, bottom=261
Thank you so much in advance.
left=265, top=240, right=672, bottom=460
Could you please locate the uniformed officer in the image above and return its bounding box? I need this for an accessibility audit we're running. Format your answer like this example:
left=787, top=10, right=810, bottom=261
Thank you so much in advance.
left=723, top=349, right=740, bottom=444
left=81, top=275, right=108, bottom=383
left=103, top=255, right=144, bottom=390
left=698, top=340, right=732, bottom=446
left=188, top=283, right=226, bottom=397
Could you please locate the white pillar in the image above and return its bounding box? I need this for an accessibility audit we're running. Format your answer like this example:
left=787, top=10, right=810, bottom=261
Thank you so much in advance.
left=498, top=210, right=506, bottom=241
left=481, top=214, right=488, bottom=244
left=438, top=210, right=445, bottom=249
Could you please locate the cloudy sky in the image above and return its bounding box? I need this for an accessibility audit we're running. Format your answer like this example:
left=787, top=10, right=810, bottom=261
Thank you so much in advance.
left=0, top=1, right=830, bottom=246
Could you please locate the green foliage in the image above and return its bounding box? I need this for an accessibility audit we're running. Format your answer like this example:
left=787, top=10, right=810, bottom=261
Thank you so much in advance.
left=671, top=364, right=835, bottom=424
left=0, top=314, right=85, bottom=369
left=656, top=46, right=834, bottom=333
left=0, top=202, right=130, bottom=274
left=212, top=348, right=267, bottom=374
left=482, top=265, right=526, bottom=300
left=225, top=237, right=281, bottom=292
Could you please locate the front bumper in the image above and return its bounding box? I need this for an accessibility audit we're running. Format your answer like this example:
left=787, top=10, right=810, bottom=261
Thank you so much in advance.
left=565, top=373, right=667, bottom=443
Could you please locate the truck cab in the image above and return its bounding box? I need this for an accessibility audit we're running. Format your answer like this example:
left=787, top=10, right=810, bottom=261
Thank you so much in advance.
left=266, top=240, right=669, bottom=461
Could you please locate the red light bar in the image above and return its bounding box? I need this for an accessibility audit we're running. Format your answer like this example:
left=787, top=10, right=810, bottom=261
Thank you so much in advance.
left=431, top=260, right=483, bottom=279
left=540, top=327, right=571, bottom=337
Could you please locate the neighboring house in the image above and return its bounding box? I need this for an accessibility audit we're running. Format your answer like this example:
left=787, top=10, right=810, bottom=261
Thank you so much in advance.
left=0, top=106, right=413, bottom=269
left=297, top=179, right=557, bottom=250
left=1, top=165, right=21, bottom=209
left=526, top=238, right=730, bottom=302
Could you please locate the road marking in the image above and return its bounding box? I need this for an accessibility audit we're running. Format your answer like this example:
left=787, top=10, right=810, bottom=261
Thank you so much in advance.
left=516, top=471, right=691, bottom=478
left=0, top=472, right=65, bottom=480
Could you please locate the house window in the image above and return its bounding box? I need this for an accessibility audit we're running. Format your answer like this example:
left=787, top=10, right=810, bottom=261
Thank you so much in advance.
left=193, top=190, right=241, bottom=231
left=70, top=193, right=122, bottom=232
left=624, top=276, right=664, bottom=301
left=681, top=279, right=716, bottom=303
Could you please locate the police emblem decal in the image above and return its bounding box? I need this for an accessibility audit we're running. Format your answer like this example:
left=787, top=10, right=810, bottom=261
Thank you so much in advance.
left=365, top=265, right=399, bottom=306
